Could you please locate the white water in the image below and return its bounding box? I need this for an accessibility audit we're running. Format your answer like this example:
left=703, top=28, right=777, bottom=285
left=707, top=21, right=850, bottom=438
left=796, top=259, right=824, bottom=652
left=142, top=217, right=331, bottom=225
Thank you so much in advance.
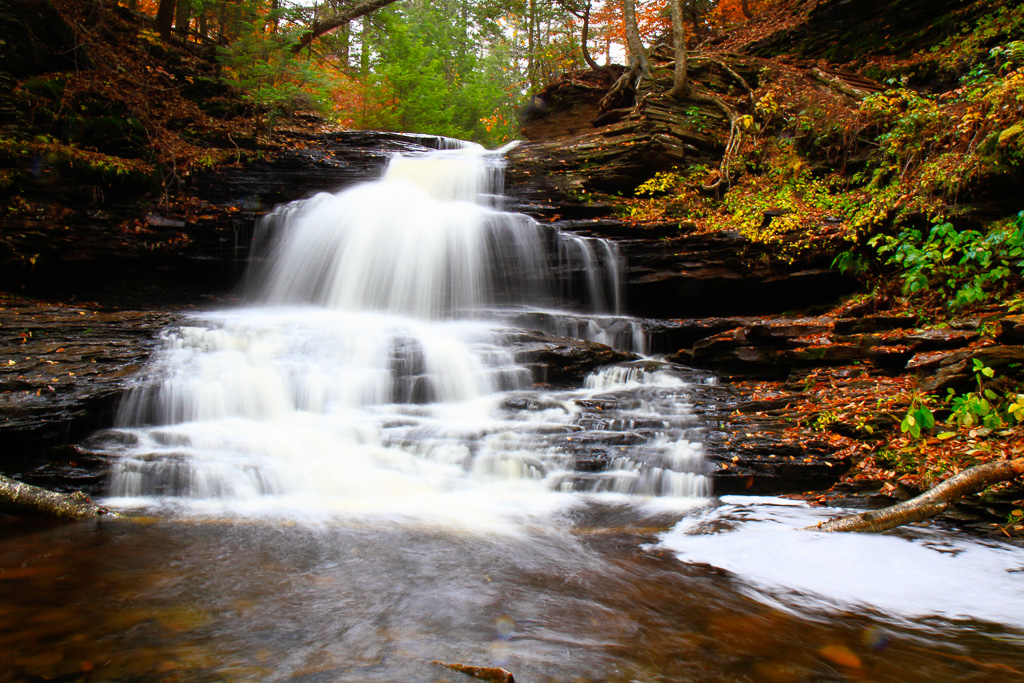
left=659, top=497, right=1024, bottom=632
left=81, top=138, right=1024, bottom=643
left=99, top=141, right=709, bottom=522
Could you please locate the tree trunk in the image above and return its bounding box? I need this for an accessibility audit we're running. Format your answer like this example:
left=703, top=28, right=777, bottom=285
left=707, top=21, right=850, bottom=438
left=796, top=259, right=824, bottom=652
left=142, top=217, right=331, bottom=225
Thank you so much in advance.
left=740, top=0, right=752, bottom=19
left=668, top=0, right=687, bottom=99
left=580, top=3, right=611, bottom=75
left=339, top=22, right=350, bottom=67
left=269, top=0, right=280, bottom=34
left=174, top=0, right=191, bottom=38
left=809, top=67, right=869, bottom=100
left=807, top=458, right=1024, bottom=533
left=0, top=474, right=111, bottom=522
left=155, top=0, right=176, bottom=39
left=360, top=16, right=371, bottom=74
left=527, top=0, right=537, bottom=91
left=622, top=0, right=649, bottom=76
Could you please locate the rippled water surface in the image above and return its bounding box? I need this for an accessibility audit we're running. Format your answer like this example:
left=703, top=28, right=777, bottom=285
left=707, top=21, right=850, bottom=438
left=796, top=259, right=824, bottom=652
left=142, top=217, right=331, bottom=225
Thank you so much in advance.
left=2, top=500, right=1023, bottom=682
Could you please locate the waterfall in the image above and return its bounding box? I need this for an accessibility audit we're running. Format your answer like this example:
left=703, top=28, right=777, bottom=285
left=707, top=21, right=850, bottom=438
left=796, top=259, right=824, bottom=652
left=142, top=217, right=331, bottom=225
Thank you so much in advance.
left=98, top=139, right=708, bottom=519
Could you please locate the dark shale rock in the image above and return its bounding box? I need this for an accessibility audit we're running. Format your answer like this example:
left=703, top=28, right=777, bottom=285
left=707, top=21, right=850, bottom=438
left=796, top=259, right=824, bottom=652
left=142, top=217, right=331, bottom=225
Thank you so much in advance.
left=1, top=132, right=444, bottom=305
left=509, top=331, right=637, bottom=386
left=918, top=345, right=1024, bottom=393
left=0, top=303, right=175, bottom=468
left=685, top=376, right=854, bottom=494
left=642, top=316, right=760, bottom=354
left=507, top=60, right=760, bottom=201
left=998, top=315, right=1024, bottom=344
left=832, top=315, right=920, bottom=334
left=542, top=221, right=859, bottom=319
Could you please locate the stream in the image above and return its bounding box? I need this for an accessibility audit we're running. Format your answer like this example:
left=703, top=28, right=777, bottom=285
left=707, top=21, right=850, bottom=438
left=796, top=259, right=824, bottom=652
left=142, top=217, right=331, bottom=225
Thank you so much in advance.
left=1, top=140, right=1023, bottom=682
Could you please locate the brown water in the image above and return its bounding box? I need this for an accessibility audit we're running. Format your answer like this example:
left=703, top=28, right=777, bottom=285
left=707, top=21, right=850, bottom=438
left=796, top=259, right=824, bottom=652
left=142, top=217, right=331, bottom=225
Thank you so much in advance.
left=2, top=504, right=1022, bottom=683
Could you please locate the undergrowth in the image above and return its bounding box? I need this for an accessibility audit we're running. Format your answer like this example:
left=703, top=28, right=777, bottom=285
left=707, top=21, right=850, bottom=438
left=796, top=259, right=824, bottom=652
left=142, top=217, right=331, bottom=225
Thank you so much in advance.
left=622, top=29, right=1024, bottom=318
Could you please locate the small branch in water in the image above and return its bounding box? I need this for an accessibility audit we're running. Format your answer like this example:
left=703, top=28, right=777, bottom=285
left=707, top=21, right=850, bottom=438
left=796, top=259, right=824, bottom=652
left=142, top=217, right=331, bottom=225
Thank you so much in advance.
left=805, top=458, right=1024, bottom=533
left=0, top=473, right=113, bottom=522
left=432, top=660, right=515, bottom=683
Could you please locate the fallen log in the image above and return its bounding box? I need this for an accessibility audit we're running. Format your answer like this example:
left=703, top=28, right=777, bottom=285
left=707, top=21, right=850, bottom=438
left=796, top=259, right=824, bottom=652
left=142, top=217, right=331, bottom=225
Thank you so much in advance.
left=807, top=458, right=1024, bottom=533
left=0, top=473, right=112, bottom=521
left=809, top=67, right=869, bottom=101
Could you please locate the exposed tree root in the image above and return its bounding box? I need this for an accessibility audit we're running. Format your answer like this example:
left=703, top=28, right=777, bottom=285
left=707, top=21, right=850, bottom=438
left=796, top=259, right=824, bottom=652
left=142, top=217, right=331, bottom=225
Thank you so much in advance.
left=691, top=56, right=755, bottom=108
left=806, top=458, right=1024, bottom=533
left=0, top=474, right=112, bottom=522
left=600, top=65, right=642, bottom=112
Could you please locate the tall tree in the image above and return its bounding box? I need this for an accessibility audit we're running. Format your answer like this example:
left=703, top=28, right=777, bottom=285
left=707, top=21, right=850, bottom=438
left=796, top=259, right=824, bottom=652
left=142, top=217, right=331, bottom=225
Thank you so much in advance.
left=668, top=0, right=687, bottom=98
left=155, top=0, right=176, bottom=39
left=175, top=0, right=192, bottom=38
left=622, top=0, right=649, bottom=76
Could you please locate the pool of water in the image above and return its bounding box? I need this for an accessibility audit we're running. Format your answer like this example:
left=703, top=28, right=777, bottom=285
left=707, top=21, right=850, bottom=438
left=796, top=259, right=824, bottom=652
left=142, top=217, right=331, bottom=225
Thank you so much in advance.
left=2, top=498, right=1022, bottom=683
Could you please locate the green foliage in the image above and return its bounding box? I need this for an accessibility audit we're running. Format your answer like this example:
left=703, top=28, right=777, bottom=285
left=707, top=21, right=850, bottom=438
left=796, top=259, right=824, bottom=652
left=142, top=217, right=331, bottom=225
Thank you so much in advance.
left=831, top=251, right=869, bottom=277
left=943, top=360, right=1024, bottom=431
left=217, top=5, right=336, bottom=134
left=360, top=1, right=520, bottom=145
left=869, top=213, right=1024, bottom=308
left=935, top=2, right=1024, bottom=77
left=900, top=396, right=935, bottom=439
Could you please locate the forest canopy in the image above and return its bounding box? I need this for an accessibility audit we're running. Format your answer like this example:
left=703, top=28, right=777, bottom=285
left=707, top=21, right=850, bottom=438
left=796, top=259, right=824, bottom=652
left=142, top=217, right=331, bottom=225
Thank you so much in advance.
left=127, top=0, right=761, bottom=144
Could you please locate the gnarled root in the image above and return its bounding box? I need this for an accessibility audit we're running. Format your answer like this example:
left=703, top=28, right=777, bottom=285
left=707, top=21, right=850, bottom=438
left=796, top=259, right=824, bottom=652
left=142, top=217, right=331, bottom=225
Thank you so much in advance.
left=806, top=458, right=1024, bottom=533
left=599, top=66, right=641, bottom=112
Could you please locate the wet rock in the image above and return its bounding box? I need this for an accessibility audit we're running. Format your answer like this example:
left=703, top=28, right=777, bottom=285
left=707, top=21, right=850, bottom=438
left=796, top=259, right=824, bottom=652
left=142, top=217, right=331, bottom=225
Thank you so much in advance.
left=918, top=345, right=1024, bottom=393
left=678, top=376, right=854, bottom=494
left=998, top=315, right=1024, bottom=344
left=0, top=303, right=174, bottom=468
left=673, top=318, right=854, bottom=378
left=619, top=230, right=857, bottom=318
left=2, top=132, right=446, bottom=305
left=902, top=328, right=980, bottom=349
left=832, top=315, right=918, bottom=334
left=643, top=316, right=760, bottom=355
left=508, top=331, right=637, bottom=386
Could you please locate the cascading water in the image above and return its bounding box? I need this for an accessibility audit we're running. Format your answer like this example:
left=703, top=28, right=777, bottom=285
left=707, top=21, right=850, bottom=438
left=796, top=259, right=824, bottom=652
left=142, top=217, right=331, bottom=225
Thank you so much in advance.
left=6, top=139, right=1023, bottom=683
left=95, top=140, right=709, bottom=518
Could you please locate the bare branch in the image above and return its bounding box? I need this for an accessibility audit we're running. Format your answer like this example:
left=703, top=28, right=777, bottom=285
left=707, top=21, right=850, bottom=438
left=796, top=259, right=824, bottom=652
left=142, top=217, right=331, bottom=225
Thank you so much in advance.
left=806, top=458, right=1024, bottom=533
left=291, top=0, right=400, bottom=54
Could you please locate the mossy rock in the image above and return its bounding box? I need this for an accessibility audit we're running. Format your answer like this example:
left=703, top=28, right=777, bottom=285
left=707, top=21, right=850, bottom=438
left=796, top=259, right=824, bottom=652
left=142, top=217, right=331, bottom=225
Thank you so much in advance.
left=78, top=114, right=149, bottom=159
left=22, top=75, right=65, bottom=101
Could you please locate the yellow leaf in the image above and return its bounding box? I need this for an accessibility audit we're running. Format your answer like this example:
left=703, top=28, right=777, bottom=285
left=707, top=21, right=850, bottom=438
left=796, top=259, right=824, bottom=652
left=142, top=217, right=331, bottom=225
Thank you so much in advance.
left=818, top=644, right=862, bottom=669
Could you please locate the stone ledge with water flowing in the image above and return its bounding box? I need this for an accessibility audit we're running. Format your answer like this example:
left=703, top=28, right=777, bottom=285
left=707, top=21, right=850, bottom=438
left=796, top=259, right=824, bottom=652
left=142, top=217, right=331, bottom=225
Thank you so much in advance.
left=0, top=133, right=895, bottom=498
left=76, top=140, right=715, bottom=514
